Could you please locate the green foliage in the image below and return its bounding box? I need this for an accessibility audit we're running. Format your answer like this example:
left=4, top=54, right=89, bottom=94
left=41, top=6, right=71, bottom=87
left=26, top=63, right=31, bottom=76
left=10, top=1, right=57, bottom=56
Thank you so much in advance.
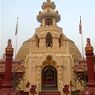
left=12, top=73, right=23, bottom=89
left=71, top=91, right=80, bottom=95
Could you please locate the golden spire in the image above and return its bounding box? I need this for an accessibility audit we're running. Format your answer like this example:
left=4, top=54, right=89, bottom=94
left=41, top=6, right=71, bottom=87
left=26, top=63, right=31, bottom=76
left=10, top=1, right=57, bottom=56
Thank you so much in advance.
left=42, top=0, right=55, bottom=10
left=37, top=0, right=60, bottom=23
left=47, top=0, right=53, bottom=2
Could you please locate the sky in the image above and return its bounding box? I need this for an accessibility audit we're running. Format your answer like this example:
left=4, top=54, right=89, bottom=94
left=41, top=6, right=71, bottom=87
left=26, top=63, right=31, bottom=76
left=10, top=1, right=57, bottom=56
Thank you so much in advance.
left=1, top=0, right=95, bottom=58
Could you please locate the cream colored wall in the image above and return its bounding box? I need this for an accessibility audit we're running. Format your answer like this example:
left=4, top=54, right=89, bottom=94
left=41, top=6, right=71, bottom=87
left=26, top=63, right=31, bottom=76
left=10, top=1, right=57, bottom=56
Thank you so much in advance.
left=17, top=31, right=81, bottom=94
left=16, top=1, right=82, bottom=95
left=21, top=51, right=74, bottom=94
left=63, top=56, right=72, bottom=84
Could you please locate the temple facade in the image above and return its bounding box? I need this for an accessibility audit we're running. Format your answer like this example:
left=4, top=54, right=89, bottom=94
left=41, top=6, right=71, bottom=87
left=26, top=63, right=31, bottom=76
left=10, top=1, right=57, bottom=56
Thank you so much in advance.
left=15, top=0, right=83, bottom=94
left=2, top=0, right=95, bottom=95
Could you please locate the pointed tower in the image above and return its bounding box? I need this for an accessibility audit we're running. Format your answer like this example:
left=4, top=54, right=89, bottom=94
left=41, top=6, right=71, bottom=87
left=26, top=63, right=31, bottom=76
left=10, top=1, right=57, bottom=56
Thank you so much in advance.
left=35, top=0, right=63, bottom=48
left=37, top=0, right=60, bottom=26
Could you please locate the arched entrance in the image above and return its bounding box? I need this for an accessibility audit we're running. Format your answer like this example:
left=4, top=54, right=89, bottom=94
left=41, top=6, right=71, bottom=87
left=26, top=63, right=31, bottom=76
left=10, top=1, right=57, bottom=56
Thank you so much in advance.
left=41, top=65, right=58, bottom=91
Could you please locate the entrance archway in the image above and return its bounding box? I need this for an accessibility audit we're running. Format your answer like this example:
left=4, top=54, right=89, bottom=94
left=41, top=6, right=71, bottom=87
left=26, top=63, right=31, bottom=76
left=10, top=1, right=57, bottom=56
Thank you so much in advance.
left=41, top=65, right=58, bottom=91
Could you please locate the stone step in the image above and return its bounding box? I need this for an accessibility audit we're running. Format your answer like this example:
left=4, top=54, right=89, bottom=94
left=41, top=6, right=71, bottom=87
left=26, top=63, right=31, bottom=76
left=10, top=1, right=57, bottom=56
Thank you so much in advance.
left=42, top=86, right=58, bottom=92
left=39, top=92, right=61, bottom=95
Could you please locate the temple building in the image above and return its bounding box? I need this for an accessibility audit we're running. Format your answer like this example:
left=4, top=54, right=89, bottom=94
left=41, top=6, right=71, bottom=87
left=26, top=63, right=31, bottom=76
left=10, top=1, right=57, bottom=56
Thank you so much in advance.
left=16, top=0, right=82, bottom=94
left=0, top=0, right=95, bottom=95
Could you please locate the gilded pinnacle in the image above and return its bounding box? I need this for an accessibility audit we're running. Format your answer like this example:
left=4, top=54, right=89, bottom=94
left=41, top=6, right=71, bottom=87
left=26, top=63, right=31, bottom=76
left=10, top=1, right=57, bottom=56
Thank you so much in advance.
left=85, top=38, right=93, bottom=52
left=6, top=39, right=14, bottom=52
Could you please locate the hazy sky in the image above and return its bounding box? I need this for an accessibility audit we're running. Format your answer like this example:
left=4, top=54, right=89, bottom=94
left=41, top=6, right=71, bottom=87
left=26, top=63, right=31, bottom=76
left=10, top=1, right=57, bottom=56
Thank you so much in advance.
left=1, top=0, right=95, bottom=58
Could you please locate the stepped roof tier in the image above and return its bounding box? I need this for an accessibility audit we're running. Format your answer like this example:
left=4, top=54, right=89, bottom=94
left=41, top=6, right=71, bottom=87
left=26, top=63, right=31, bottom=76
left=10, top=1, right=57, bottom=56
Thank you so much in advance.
left=37, top=0, right=60, bottom=23
left=16, top=0, right=81, bottom=61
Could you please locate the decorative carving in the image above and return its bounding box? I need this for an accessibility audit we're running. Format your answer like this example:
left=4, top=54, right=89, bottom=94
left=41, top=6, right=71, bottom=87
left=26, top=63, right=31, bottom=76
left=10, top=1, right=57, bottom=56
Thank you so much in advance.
left=30, top=85, right=37, bottom=95
left=63, top=84, right=70, bottom=95
left=26, top=81, right=30, bottom=88
left=47, top=55, right=52, bottom=60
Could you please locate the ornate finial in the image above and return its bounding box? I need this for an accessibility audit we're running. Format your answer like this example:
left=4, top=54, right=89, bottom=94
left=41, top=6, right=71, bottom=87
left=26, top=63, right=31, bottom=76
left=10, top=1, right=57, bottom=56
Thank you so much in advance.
left=85, top=38, right=93, bottom=52
left=6, top=39, right=14, bottom=52
left=7, top=39, right=12, bottom=48
left=37, top=0, right=60, bottom=23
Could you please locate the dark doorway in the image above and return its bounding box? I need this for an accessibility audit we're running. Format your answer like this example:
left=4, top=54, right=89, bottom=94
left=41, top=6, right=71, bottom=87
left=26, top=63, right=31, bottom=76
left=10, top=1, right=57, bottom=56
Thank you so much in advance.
left=46, top=32, right=52, bottom=47
left=41, top=65, right=58, bottom=91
